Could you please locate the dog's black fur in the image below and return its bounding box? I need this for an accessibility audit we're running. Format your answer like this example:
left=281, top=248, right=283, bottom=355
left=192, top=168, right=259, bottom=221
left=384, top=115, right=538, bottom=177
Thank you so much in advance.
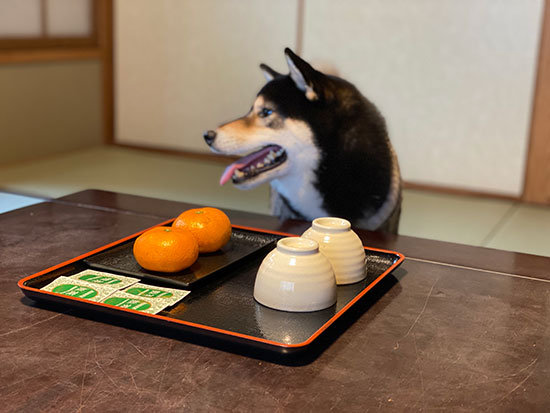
left=260, top=74, right=394, bottom=224
left=206, top=48, right=401, bottom=233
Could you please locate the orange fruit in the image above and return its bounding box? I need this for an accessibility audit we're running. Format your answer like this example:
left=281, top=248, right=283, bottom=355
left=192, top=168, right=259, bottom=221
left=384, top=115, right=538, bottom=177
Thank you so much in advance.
left=172, top=207, right=232, bottom=253
left=133, top=226, right=199, bottom=272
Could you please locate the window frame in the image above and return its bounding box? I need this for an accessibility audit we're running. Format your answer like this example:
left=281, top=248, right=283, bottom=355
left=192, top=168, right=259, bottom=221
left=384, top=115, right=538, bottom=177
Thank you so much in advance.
left=0, top=0, right=99, bottom=52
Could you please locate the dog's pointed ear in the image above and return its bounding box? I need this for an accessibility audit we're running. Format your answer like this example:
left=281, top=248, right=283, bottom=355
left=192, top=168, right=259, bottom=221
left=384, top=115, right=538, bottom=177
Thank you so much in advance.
left=259, top=63, right=282, bottom=82
left=284, top=48, right=322, bottom=101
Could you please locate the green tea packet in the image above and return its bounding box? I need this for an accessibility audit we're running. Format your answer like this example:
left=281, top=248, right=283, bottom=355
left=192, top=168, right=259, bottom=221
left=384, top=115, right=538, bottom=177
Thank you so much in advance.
left=101, top=291, right=167, bottom=314
left=41, top=276, right=116, bottom=302
left=123, top=283, right=190, bottom=307
left=68, top=270, right=138, bottom=290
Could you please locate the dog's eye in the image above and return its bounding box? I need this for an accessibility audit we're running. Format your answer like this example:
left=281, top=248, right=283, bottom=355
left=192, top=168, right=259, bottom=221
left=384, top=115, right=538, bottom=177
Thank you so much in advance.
left=258, top=108, right=273, bottom=118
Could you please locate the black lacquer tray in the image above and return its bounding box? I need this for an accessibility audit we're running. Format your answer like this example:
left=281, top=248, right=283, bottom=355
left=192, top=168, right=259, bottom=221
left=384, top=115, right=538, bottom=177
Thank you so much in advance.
left=18, top=221, right=404, bottom=362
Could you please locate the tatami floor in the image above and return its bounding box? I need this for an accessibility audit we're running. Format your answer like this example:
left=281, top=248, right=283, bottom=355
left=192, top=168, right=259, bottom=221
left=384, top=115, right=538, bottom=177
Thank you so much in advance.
left=1, top=145, right=549, bottom=257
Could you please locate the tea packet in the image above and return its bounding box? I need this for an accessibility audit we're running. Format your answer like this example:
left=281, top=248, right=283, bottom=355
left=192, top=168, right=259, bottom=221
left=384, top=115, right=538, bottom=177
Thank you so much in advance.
left=101, top=291, right=168, bottom=314
left=41, top=276, right=116, bottom=302
left=68, top=270, right=138, bottom=290
left=123, top=283, right=190, bottom=308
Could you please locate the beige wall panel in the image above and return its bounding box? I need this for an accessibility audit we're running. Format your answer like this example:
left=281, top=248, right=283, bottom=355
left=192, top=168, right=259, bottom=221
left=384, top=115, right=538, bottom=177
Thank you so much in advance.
left=303, top=0, right=543, bottom=196
left=46, top=0, right=92, bottom=37
left=0, top=61, right=103, bottom=165
left=0, top=0, right=41, bottom=37
left=115, top=0, right=298, bottom=153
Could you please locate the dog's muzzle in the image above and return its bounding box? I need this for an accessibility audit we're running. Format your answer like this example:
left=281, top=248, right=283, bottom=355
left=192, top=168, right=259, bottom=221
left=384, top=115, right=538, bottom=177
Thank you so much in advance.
left=203, top=130, right=216, bottom=146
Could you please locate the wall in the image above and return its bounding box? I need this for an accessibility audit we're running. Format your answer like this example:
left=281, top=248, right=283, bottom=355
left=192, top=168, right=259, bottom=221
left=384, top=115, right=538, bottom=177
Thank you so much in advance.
left=115, top=0, right=297, bottom=153
left=0, top=60, right=103, bottom=164
left=114, top=0, right=544, bottom=197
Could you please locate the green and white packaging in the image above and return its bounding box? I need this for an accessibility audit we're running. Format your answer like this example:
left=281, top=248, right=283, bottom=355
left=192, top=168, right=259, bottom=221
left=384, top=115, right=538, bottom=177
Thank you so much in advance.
left=101, top=291, right=167, bottom=314
left=41, top=273, right=189, bottom=314
left=68, top=270, right=138, bottom=290
left=123, top=283, right=190, bottom=307
left=41, top=276, right=116, bottom=302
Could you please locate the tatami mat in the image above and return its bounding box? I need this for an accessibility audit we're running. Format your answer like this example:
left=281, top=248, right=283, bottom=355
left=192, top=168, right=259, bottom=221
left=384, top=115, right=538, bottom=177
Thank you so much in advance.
left=485, top=204, right=550, bottom=257
left=0, top=146, right=270, bottom=214
left=398, top=190, right=516, bottom=246
left=1, top=145, right=548, bottom=258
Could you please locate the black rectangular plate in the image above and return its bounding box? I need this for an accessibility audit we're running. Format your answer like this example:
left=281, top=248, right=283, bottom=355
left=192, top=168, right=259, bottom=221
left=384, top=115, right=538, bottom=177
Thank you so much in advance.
left=19, top=224, right=404, bottom=361
left=84, top=228, right=278, bottom=289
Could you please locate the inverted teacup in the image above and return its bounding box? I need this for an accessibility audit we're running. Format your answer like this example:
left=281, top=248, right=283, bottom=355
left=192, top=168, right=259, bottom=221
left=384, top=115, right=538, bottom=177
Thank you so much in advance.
left=301, top=217, right=366, bottom=285
left=253, top=237, right=337, bottom=312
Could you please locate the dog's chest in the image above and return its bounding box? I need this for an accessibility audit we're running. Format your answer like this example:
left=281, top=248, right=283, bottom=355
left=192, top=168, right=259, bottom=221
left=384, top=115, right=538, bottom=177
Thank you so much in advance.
left=271, top=171, right=327, bottom=220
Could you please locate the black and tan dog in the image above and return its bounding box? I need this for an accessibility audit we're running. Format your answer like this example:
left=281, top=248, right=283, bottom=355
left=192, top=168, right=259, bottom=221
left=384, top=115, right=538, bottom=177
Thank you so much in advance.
left=204, top=48, right=401, bottom=233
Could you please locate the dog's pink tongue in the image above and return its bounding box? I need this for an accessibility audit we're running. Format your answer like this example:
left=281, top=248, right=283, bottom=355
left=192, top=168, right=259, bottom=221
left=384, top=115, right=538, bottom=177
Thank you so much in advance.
left=219, top=146, right=275, bottom=185
left=220, top=162, right=246, bottom=186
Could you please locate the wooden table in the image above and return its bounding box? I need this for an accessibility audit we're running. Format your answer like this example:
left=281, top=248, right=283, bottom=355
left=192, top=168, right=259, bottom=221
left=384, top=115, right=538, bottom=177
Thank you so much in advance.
left=2, top=190, right=549, bottom=411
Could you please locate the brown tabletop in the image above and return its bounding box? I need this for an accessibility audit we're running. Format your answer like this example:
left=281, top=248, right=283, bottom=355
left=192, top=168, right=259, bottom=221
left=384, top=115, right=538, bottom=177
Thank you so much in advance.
left=2, top=189, right=549, bottom=411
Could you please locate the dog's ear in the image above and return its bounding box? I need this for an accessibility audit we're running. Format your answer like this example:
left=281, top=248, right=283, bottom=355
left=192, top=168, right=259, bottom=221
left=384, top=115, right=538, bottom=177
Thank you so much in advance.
left=259, top=64, right=282, bottom=82
left=284, top=48, right=325, bottom=101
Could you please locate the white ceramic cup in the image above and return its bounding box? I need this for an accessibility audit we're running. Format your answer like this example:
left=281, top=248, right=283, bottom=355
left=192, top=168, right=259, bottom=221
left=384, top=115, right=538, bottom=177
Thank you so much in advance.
left=301, top=217, right=366, bottom=285
left=253, top=237, right=337, bottom=312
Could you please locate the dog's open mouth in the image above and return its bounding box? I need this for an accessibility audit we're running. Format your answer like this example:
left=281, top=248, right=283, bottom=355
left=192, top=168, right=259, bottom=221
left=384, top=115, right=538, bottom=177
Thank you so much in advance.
left=219, top=145, right=287, bottom=185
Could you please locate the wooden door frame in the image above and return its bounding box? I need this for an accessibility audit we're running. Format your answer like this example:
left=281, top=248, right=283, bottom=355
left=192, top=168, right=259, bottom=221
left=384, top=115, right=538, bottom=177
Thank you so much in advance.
left=0, top=0, right=104, bottom=63
left=523, top=0, right=550, bottom=205
left=97, top=0, right=114, bottom=144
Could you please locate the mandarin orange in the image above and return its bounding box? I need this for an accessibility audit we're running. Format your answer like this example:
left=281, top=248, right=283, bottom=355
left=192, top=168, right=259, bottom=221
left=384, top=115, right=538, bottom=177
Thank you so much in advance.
left=133, top=226, right=198, bottom=272
left=172, top=207, right=231, bottom=253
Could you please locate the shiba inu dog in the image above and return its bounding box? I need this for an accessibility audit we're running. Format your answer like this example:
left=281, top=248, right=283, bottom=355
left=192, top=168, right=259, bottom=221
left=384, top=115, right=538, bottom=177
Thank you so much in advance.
left=203, top=48, right=402, bottom=233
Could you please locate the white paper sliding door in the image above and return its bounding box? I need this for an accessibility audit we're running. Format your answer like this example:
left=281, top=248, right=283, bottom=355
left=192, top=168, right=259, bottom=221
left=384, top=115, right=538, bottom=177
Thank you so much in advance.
left=302, top=0, right=543, bottom=196
left=114, top=0, right=298, bottom=153
left=114, top=0, right=543, bottom=196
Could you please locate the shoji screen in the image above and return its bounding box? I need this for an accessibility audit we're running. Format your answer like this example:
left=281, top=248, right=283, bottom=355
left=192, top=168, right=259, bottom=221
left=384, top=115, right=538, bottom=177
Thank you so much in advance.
left=115, top=0, right=298, bottom=153
left=302, top=0, right=543, bottom=196
left=115, top=0, right=543, bottom=196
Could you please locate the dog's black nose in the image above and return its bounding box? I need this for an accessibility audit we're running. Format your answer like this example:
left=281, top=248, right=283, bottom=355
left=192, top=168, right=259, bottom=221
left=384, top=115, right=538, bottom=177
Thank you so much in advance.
left=203, top=130, right=216, bottom=146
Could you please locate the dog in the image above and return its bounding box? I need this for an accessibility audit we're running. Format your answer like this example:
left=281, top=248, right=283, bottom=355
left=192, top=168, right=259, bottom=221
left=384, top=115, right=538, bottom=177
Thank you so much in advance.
left=203, top=48, right=402, bottom=234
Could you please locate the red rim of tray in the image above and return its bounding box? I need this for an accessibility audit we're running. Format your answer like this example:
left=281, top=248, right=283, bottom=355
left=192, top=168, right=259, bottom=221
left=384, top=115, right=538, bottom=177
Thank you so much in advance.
left=18, top=221, right=405, bottom=350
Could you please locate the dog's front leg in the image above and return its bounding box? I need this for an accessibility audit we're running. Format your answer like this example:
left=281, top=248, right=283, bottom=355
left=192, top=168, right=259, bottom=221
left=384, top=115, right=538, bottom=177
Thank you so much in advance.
left=269, top=185, right=287, bottom=218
